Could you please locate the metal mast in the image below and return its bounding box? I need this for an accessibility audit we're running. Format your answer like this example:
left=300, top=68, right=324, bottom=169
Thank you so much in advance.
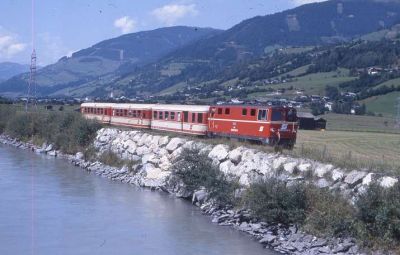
left=396, top=97, right=400, bottom=129
left=26, top=0, right=36, bottom=111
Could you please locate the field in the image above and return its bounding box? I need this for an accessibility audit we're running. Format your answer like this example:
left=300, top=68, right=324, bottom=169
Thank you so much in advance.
left=320, top=113, right=400, bottom=133
left=248, top=69, right=356, bottom=99
left=293, top=130, right=400, bottom=173
left=361, top=91, right=400, bottom=117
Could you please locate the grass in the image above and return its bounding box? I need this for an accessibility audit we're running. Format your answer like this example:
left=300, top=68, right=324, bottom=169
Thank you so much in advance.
left=248, top=69, right=356, bottom=99
left=293, top=130, right=400, bottom=173
left=361, top=91, right=400, bottom=117
left=321, top=113, right=400, bottom=133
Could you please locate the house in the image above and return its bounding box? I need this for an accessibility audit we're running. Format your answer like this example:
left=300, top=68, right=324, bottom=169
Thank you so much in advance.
left=297, top=112, right=327, bottom=130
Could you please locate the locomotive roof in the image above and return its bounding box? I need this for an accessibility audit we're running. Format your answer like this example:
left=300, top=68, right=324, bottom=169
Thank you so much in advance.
left=111, top=103, right=155, bottom=109
left=211, top=104, right=295, bottom=109
left=81, top=102, right=115, bottom=107
left=152, top=104, right=210, bottom=112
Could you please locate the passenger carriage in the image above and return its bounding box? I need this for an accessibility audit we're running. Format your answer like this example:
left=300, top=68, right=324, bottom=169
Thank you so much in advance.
left=151, top=105, right=210, bottom=135
left=81, top=102, right=298, bottom=148
left=81, top=103, right=114, bottom=124
left=207, top=105, right=298, bottom=147
left=110, top=104, right=154, bottom=129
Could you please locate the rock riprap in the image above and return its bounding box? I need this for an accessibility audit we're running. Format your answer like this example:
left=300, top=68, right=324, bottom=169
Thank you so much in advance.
left=2, top=128, right=399, bottom=255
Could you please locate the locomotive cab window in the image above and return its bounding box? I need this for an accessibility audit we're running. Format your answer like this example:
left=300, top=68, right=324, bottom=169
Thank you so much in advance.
left=286, top=109, right=297, bottom=122
left=250, top=109, right=256, bottom=116
left=271, top=110, right=283, bottom=121
left=217, top=108, right=222, bottom=114
left=258, top=109, right=267, bottom=121
left=225, top=108, right=230, bottom=115
left=242, top=108, right=247, bottom=116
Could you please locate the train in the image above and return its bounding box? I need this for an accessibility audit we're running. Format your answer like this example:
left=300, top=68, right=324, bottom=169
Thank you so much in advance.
left=81, top=102, right=299, bottom=148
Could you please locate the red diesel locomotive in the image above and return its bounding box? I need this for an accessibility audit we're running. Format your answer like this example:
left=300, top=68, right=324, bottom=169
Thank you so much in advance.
left=81, top=102, right=298, bottom=148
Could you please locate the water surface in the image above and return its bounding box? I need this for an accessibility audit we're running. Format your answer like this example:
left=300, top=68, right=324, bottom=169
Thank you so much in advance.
left=0, top=144, right=274, bottom=255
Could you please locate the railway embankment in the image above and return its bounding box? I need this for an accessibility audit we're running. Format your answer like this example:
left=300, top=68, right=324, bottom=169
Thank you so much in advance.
left=1, top=127, right=400, bottom=254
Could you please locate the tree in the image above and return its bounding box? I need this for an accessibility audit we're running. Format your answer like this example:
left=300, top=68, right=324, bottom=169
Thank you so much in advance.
left=325, top=85, right=340, bottom=100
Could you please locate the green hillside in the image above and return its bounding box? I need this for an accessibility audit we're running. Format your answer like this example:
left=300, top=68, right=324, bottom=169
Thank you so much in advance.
left=361, top=91, right=400, bottom=116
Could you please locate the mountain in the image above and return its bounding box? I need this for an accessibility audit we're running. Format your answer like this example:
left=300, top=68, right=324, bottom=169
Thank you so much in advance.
left=0, top=62, right=29, bottom=82
left=2, top=0, right=400, bottom=98
left=108, top=0, right=400, bottom=96
left=0, top=26, right=220, bottom=97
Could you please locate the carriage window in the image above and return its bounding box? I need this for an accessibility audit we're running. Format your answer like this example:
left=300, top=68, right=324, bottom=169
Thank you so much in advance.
left=124, top=110, right=128, bottom=116
left=183, top=111, right=188, bottom=122
left=198, top=113, right=203, bottom=123
left=225, top=108, right=230, bottom=115
left=165, top=112, right=169, bottom=120
left=242, top=108, right=247, bottom=116
left=159, top=111, right=163, bottom=119
left=217, top=108, right=222, bottom=114
left=192, top=113, right=196, bottom=123
left=177, top=112, right=181, bottom=121
left=171, top=112, right=175, bottom=120
left=143, top=112, right=146, bottom=118
left=271, top=110, right=283, bottom=121
left=138, top=110, right=142, bottom=117
left=258, top=109, right=267, bottom=121
left=153, top=111, right=157, bottom=119
left=250, top=109, right=256, bottom=116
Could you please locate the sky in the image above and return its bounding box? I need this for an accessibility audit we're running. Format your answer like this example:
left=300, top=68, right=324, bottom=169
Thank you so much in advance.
left=0, top=0, right=324, bottom=66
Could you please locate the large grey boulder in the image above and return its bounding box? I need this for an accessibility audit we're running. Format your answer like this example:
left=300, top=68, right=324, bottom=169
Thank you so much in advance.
left=283, top=161, right=298, bottom=174
left=344, top=170, right=367, bottom=187
left=228, top=147, right=245, bottom=164
left=379, top=176, right=398, bottom=188
left=158, top=136, right=169, bottom=147
left=192, top=188, right=208, bottom=204
left=219, top=160, right=235, bottom=175
left=136, top=146, right=151, bottom=156
left=208, top=144, right=229, bottom=162
left=166, top=137, right=186, bottom=152
left=75, top=152, right=84, bottom=160
left=314, top=164, right=334, bottom=178
left=331, top=169, right=345, bottom=182
left=140, top=163, right=170, bottom=188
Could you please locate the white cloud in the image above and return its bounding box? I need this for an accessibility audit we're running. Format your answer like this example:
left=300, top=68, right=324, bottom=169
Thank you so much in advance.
left=0, top=27, right=27, bottom=59
left=151, top=4, right=198, bottom=26
left=291, top=0, right=327, bottom=6
left=37, top=32, right=70, bottom=65
left=114, top=16, right=137, bottom=34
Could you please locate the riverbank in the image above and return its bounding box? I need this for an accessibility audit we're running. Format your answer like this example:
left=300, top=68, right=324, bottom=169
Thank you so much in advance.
left=3, top=129, right=399, bottom=255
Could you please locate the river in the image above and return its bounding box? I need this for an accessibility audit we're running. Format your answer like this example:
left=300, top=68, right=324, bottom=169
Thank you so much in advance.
left=0, top=144, right=275, bottom=255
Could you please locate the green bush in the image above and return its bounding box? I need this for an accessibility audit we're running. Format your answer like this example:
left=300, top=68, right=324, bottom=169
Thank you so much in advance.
left=304, top=187, right=355, bottom=237
left=0, top=105, right=16, bottom=132
left=243, top=179, right=307, bottom=225
left=2, top=107, right=101, bottom=154
left=355, top=183, right=400, bottom=247
left=171, top=148, right=240, bottom=205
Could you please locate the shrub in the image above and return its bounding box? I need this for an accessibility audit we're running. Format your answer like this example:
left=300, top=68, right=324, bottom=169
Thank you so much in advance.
left=3, top=108, right=101, bottom=154
left=0, top=105, right=16, bottom=132
left=304, top=187, right=355, bottom=237
left=243, top=179, right=307, bottom=225
left=171, top=148, right=240, bottom=205
left=354, top=183, right=400, bottom=247
left=99, top=150, right=126, bottom=168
